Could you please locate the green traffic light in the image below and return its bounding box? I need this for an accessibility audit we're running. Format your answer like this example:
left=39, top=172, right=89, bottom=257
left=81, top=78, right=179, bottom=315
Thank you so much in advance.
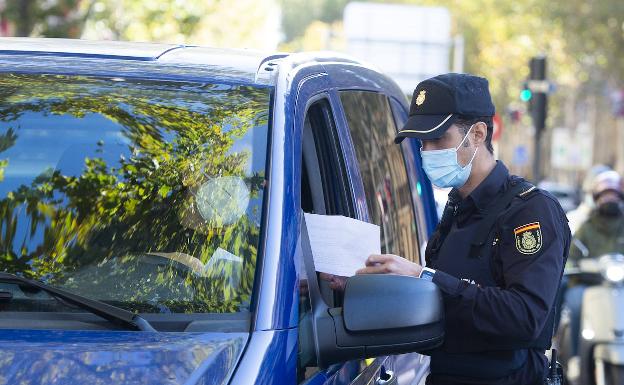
left=520, top=89, right=532, bottom=102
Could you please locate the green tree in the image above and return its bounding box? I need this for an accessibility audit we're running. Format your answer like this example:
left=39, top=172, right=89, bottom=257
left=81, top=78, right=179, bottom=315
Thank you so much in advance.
left=79, top=0, right=209, bottom=41
left=79, top=0, right=280, bottom=48
left=544, top=1, right=624, bottom=87
left=2, top=0, right=89, bottom=37
left=279, top=0, right=348, bottom=42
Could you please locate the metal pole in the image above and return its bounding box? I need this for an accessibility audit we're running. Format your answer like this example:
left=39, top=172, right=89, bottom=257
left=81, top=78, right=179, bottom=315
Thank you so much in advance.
left=533, top=128, right=542, bottom=182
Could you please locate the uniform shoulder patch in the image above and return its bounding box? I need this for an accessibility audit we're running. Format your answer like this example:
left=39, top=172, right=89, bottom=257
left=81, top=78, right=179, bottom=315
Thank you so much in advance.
left=514, top=222, right=542, bottom=255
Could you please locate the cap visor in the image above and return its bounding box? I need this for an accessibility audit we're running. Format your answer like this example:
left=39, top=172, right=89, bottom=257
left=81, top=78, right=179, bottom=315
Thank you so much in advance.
left=394, top=114, right=458, bottom=143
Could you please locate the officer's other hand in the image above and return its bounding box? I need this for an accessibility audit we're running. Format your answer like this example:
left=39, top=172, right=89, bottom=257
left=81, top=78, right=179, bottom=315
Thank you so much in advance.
left=299, top=278, right=309, bottom=296
left=319, top=272, right=347, bottom=291
left=356, top=254, right=423, bottom=277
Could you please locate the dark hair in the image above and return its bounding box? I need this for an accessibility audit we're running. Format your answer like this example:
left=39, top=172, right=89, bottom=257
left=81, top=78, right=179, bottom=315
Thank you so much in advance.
left=454, top=115, right=494, bottom=154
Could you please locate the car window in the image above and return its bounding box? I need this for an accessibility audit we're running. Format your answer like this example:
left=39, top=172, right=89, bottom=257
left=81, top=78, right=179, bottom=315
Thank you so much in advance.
left=339, top=90, right=420, bottom=263
left=298, top=97, right=357, bottom=383
left=0, top=74, right=270, bottom=316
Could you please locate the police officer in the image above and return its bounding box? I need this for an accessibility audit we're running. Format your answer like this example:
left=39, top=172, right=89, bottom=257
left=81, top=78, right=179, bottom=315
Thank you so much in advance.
left=356, top=73, right=571, bottom=385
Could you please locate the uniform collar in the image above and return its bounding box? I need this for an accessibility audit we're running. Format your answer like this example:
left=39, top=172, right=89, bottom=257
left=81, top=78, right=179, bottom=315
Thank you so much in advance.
left=454, top=161, right=509, bottom=212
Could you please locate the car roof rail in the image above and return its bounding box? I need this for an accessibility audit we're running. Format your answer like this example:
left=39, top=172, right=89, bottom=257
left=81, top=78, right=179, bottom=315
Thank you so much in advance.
left=257, top=54, right=290, bottom=71
left=0, top=38, right=184, bottom=62
left=255, top=54, right=289, bottom=84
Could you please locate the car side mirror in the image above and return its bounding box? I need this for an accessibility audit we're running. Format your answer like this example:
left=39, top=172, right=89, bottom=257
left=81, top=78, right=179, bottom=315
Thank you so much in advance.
left=343, top=274, right=442, bottom=333
left=300, top=215, right=444, bottom=368
left=313, top=274, right=444, bottom=367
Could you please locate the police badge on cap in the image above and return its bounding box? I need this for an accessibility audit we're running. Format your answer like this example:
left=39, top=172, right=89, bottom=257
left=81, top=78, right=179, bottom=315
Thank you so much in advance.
left=395, top=73, right=496, bottom=143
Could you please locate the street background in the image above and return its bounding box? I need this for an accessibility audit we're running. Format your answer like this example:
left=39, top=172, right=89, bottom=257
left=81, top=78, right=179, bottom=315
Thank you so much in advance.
left=1, top=0, right=624, bottom=192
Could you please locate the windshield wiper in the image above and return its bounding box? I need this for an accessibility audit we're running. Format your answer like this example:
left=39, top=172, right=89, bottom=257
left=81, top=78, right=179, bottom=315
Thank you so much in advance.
left=0, top=272, right=156, bottom=332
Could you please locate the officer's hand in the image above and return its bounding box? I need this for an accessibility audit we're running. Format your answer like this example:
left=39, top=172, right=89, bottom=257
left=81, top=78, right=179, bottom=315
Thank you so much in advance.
left=319, top=272, right=347, bottom=291
left=299, top=278, right=309, bottom=296
left=356, top=254, right=423, bottom=277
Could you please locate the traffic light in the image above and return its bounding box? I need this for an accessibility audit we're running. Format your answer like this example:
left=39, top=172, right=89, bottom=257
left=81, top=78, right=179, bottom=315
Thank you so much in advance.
left=529, top=56, right=547, bottom=132
left=520, top=82, right=532, bottom=102
left=525, top=56, right=549, bottom=182
left=520, top=89, right=532, bottom=102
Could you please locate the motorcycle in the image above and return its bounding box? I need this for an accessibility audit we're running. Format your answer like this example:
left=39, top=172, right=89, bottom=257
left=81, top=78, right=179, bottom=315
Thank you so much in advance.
left=556, top=253, right=624, bottom=385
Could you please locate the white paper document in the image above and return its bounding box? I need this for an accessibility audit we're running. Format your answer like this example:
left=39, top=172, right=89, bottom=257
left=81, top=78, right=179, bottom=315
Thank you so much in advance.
left=304, top=213, right=381, bottom=277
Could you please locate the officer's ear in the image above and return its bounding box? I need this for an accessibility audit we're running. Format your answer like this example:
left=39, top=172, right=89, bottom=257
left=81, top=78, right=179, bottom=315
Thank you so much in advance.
left=472, top=121, right=488, bottom=147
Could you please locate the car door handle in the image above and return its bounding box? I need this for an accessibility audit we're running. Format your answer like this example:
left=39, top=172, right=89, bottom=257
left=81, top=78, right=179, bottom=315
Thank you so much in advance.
left=376, top=366, right=397, bottom=385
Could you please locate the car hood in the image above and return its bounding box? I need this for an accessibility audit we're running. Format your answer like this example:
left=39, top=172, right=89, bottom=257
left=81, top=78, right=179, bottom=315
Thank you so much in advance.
left=0, top=329, right=248, bottom=385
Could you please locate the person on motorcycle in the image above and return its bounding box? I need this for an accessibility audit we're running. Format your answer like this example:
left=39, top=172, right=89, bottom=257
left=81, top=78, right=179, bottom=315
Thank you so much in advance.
left=564, top=170, right=624, bottom=358
left=569, top=170, right=624, bottom=263
left=566, top=164, right=612, bottom=235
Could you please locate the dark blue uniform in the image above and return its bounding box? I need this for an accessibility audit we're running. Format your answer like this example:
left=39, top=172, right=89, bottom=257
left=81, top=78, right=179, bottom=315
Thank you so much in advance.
left=424, top=161, right=571, bottom=385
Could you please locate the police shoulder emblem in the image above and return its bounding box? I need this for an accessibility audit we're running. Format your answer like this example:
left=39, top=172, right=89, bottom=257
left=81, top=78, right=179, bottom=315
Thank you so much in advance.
left=514, top=222, right=542, bottom=255
left=415, top=90, right=426, bottom=106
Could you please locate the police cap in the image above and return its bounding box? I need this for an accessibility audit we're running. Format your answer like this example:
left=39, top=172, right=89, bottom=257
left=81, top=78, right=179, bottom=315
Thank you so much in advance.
left=395, top=73, right=495, bottom=143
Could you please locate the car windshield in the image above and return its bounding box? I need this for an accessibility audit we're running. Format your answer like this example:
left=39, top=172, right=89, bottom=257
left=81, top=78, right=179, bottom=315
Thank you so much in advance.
left=0, top=73, right=270, bottom=314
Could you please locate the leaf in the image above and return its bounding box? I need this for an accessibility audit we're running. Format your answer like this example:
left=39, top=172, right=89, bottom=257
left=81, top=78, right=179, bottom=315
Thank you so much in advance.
left=158, top=185, right=171, bottom=198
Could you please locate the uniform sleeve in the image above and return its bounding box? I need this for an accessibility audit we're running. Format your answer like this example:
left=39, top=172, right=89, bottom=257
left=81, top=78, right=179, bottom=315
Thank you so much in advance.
left=431, top=193, right=570, bottom=351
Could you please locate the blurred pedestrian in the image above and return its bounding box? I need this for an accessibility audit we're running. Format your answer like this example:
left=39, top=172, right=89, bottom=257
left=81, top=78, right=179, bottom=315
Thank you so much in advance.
left=568, top=170, right=624, bottom=264
left=563, top=170, right=624, bottom=359
left=566, top=164, right=611, bottom=234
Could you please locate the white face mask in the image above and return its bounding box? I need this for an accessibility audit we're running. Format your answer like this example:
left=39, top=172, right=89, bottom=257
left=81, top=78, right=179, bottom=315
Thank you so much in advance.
left=420, top=125, right=478, bottom=189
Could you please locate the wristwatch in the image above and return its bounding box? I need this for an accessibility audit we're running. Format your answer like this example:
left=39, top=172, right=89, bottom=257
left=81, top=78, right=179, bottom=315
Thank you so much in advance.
left=419, top=267, right=436, bottom=281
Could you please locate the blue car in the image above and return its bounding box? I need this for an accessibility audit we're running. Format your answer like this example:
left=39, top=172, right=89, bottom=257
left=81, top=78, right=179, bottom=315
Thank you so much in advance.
left=0, top=38, right=442, bottom=385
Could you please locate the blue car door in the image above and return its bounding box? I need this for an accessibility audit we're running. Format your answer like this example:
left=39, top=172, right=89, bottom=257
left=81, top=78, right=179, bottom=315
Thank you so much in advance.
left=294, top=74, right=436, bottom=385
left=294, top=71, right=381, bottom=385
